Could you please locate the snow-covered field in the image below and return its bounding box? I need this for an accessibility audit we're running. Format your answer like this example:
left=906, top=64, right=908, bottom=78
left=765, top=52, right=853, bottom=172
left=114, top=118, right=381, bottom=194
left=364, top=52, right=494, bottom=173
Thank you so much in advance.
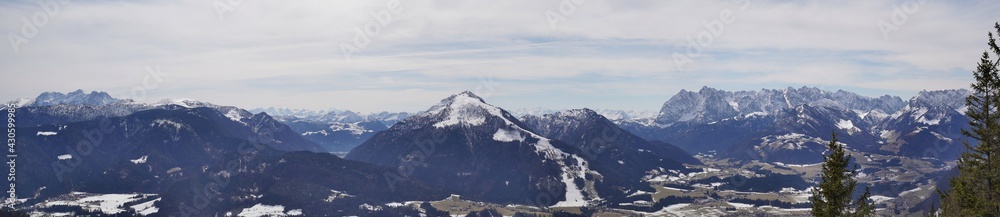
left=34, top=192, right=160, bottom=216
left=237, top=203, right=303, bottom=217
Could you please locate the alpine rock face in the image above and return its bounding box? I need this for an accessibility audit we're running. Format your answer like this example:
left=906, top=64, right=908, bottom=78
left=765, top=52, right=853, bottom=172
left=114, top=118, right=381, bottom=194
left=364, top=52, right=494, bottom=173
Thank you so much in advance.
left=348, top=91, right=630, bottom=207
left=30, top=89, right=121, bottom=107
left=618, top=87, right=969, bottom=163
left=655, top=86, right=905, bottom=125
left=876, top=89, right=970, bottom=160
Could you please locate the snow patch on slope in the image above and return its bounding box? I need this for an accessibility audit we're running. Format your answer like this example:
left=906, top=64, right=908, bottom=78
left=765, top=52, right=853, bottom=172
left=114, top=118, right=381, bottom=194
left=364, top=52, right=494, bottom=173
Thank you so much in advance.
left=836, top=119, right=855, bottom=130
left=225, top=109, right=246, bottom=125
left=152, top=119, right=185, bottom=131
left=551, top=154, right=589, bottom=207
left=758, top=133, right=828, bottom=150
left=131, top=155, right=148, bottom=164
left=155, top=98, right=195, bottom=108
left=329, top=123, right=372, bottom=135
left=237, top=203, right=302, bottom=217
left=493, top=128, right=524, bottom=142
left=130, top=198, right=160, bottom=216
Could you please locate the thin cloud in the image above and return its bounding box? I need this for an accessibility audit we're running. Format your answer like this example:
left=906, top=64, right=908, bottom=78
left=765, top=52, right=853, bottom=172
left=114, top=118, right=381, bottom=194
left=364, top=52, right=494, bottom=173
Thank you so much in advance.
left=0, top=0, right=994, bottom=112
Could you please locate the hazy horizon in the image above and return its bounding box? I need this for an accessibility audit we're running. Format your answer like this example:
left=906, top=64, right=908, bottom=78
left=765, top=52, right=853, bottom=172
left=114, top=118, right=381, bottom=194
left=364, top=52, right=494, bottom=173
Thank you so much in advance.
left=4, top=85, right=970, bottom=114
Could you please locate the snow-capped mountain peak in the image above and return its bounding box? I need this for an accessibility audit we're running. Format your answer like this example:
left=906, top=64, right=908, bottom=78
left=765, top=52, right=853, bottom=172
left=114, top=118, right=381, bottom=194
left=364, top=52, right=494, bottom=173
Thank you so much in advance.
left=656, top=86, right=907, bottom=125
left=422, top=91, right=509, bottom=128
left=154, top=98, right=200, bottom=108
left=348, top=91, right=604, bottom=206
left=908, top=89, right=970, bottom=109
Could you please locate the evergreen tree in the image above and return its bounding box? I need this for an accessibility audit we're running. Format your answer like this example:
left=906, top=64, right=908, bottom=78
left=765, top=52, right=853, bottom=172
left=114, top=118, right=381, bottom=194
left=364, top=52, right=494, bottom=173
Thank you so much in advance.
left=810, top=132, right=874, bottom=217
left=940, top=21, right=1000, bottom=216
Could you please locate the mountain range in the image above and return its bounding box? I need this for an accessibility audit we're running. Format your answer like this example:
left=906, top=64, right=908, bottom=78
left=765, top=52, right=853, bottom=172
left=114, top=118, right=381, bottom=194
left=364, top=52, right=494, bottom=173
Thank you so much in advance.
left=610, top=87, right=970, bottom=164
left=0, top=86, right=969, bottom=216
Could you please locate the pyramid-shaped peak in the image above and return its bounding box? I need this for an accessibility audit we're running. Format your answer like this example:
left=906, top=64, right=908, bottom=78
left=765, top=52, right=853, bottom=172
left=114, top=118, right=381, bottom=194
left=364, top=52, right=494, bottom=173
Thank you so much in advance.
left=453, top=90, right=484, bottom=101
left=430, top=91, right=489, bottom=110
left=415, top=90, right=512, bottom=129
left=698, top=86, right=718, bottom=92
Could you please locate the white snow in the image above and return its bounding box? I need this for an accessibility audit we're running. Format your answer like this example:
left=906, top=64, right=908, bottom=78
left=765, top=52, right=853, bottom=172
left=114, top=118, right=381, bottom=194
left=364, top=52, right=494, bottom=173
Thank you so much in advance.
left=956, top=106, right=969, bottom=114
left=79, top=194, right=142, bottom=214
left=627, top=190, right=651, bottom=197
left=593, top=109, right=657, bottom=120
left=899, top=187, right=922, bottom=197
left=328, top=123, right=372, bottom=135
left=917, top=116, right=941, bottom=125
left=238, top=203, right=297, bottom=217
left=324, top=190, right=354, bottom=202
left=225, top=109, right=246, bottom=125
left=677, top=112, right=697, bottom=122
left=744, top=112, right=768, bottom=118
left=551, top=154, right=589, bottom=207
left=130, top=198, right=160, bottom=216
left=773, top=162, right=821, bottom=167
left=156, top=98, right=195, bottom=108
left=758, top=133, right=828, bottom=150
left=836, top=119, right=855, bottom=130
left=662, top=187, right=691, bottom=192
left=37, top=131, right=57, bottom=136
left=6, top=98, right=33, bottom=108
left=907, top=107, right=939, bottom=125
left=870, top=195, right=894, bottom=203
left=931, top=132, right=953, bottom=142
left=44, top=193, right=156, bottom=215
left=728, top=202, right=754, bottom=209
left=301, top=130, right=329, bottom=136
left=152, top=119, right=185, bottom=131
left=359, top=203, right=381, bottom=211
left=430, top=94, right=494, bottom=128
left=57, top=154, right=73, bottom=160
left=492, top=128, right=524, bottom=142
left=759, top=205, right=812, bottom=213
left=131, top=155, right=148, bottom=164
left=649, top=203, right=691, bottom=216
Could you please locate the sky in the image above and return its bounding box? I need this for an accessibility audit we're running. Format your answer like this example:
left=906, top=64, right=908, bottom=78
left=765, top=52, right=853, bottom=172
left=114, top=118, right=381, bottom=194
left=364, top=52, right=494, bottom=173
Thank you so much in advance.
left=1, top=0, right=997, bottom=113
